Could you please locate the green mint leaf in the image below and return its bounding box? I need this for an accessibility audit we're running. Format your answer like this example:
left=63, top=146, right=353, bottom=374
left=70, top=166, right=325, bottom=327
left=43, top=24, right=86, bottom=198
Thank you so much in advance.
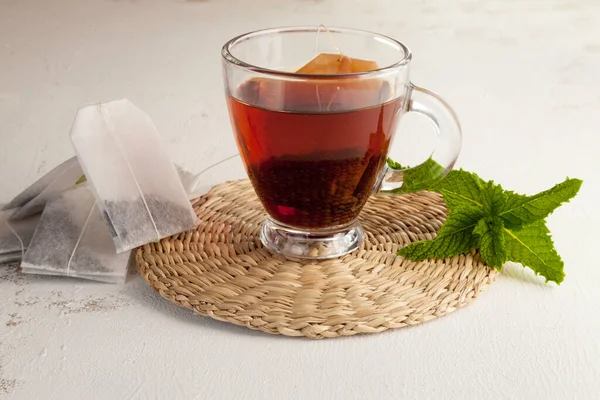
left=384, top=157, right=447, bottom=194
left=436, top=169, right=486, bottom=210
left=473, top=218, right=507, bottom=268
left=498, top=189, right=527, bottom=214
left=479, top=181, right=506, bottom=217
left=398, top=205, right=483, bottom=260
left=499, top=178, right=583, bottom=228
left=387, top=157, right=580, bottom=284
left=386, top=157, right=406, bottom=170
left=76, top=175, right=87, bottom=185
left=504, top=221, right=565, bottom=284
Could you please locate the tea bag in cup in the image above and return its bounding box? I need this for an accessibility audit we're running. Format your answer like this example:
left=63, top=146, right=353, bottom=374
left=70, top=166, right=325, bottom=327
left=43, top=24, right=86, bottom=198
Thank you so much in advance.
left=0, top=208, right=41, bottom=257
left=297, top=52, right=379, bottom=74
left=294, top=26, right=389, bottom=111
left=21, top=185, right=132, bottom=284
left=299, top=25, right=380, bottom=74
left=297, top=52, right=388, bottom=111
left=70, top=99, right=197, bottom=253
left=3, top=157, right=84, bottom=219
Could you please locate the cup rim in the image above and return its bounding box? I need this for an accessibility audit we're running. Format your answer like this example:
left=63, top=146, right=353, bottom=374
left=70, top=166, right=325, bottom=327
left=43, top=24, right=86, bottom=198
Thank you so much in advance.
left=221, top=26, right=412, bottom=79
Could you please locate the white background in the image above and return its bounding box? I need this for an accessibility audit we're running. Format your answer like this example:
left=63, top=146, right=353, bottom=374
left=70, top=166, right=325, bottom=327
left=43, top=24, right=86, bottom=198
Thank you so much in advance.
left=1, top=0, right=599, bottom=399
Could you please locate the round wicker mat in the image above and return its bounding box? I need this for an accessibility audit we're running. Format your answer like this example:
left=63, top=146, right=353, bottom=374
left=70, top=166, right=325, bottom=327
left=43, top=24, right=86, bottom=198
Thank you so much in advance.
left=135, top=180, right=497, bottom=339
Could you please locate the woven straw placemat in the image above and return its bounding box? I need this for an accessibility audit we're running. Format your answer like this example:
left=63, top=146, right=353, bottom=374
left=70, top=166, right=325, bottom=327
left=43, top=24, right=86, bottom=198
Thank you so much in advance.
left=136, top=179, right=497, bottom=339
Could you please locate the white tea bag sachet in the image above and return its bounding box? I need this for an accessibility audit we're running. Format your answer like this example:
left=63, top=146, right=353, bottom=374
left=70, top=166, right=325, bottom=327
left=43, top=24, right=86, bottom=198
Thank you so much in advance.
left=21, top=185, right=131, bottom=284
left=0, top=208, right=41, bottom=256
left=70, top=99, right=197, bottom=253
left=3, top=157, right=83, bottom=219
left=0, top=251, right=22, bottom=265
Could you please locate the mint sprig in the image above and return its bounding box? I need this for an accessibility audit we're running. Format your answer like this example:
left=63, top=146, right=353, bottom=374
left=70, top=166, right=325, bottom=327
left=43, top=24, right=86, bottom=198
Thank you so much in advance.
left=391, top=159, right=582, bottom=284
left=385, top=157, right=446, bottom=194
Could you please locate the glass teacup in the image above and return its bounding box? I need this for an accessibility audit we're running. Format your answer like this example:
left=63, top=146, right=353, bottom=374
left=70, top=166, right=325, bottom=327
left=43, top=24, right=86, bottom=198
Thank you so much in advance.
left=222, top=27, right=461, bottom=259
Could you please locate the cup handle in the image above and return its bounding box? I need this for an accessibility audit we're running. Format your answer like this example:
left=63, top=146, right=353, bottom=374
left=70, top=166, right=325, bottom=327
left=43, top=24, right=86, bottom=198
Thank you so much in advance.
left=377, top=83, right=462, bottom=193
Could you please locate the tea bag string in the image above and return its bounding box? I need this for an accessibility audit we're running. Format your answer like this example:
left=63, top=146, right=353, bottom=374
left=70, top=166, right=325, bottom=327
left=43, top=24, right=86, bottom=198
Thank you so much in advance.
left=313, top=25, right=344, bottom=112
left=66, top=202, right=96, bottom=277
left=4, top=220, right=25, bottom=261
left=188, top=153, right=240, bottom=193
left=97, top=104, right=161, bottom=242
left=314, top=24, right=343, bottom=58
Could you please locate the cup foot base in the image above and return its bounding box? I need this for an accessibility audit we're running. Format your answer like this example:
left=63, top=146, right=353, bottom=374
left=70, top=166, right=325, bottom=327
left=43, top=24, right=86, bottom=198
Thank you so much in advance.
left=260, top=218, right=364, bottom=259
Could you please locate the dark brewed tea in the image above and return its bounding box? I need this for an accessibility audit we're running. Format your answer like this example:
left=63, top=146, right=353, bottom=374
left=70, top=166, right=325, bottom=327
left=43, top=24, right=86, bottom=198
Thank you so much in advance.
left=228, top=78, right=402, bottom=229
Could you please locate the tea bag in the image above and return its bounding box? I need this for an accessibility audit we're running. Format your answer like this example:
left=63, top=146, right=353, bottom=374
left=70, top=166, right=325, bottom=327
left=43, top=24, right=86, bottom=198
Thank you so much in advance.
left=0, top=208, right=41, bottom=256
left=0, top=208, right=22, bottom=255
left=300, top=25, right=380, bottom=74
left=297, top=51, right=387, bottom=111
left=70, top=99, right=197, bottom=253
left=21, top=185, right=131, bottom=284
left=3, top=157, right=84, bottom=219
left=296, top=53, right=379, bottom=74
left=0, top=251, right=22, bottom=265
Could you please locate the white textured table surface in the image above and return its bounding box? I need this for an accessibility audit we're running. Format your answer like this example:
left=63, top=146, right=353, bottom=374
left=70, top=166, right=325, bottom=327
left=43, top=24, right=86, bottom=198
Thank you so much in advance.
left=1, top=1, right=599, bottom=399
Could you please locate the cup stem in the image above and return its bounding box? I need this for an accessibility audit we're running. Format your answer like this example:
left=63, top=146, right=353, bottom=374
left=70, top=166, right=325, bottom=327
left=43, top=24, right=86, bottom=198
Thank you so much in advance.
left=260, top=217, right=364, bottom=259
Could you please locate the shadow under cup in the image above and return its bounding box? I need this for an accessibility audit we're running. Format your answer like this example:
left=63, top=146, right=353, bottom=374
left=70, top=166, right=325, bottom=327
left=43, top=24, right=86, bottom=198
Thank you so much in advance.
left=222, top=27, right=412, bottom=259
